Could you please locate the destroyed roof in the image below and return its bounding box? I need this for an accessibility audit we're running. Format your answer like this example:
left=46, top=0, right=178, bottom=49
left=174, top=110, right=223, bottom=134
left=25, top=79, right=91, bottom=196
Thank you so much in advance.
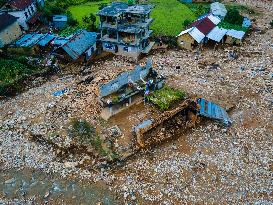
left=0, top=13, right=18, bottom=32
left=61, top=29, right=97, bottom=60
left=206, top=26, right=227, bottom=42
left=98, top=2, right=152, bottom=17
left=125, top=4, right=153, bottom=15
left=226, top=29, right=245, bottom=40
left=5, top=0, right=33, bottom=10
left=27, top=12, right=42, bottom=24
left=15, top=33, right=55, bottom=47
left=118, top=25, right=142, bottom=33
left=100, top=59, right=153, bottom=98
left=97, top=2, right=129, bottom=17
left=210, top=2, right=227, bottom=18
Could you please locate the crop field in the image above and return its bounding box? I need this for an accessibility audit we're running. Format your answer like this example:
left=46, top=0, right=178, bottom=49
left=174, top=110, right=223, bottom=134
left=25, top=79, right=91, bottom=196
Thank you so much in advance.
left=68, top=0, right=196, bottom=36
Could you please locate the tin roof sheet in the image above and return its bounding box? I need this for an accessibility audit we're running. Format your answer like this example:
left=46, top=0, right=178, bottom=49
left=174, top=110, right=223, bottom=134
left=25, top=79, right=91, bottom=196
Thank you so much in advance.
left=38, top=34, right=55, bottom=46
left=207, top=26, right=227, bottom=42
left=226, top=29, right=245, bottom=40
left=196, top=17, right=216, bottom=35
left=62, top=29, right=97, bottom=60
left=189, top=27, right=205, bottom=43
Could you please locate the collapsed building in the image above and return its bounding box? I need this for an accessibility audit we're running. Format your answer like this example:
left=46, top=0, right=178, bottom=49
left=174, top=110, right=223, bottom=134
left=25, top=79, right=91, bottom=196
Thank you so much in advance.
left=54, top=29, right=97, bottom=62
left=11, top=29, right=97, bottom=62
left=97, top=2, right=155, bottom=60
left=99, top=58, right=164, bottom=120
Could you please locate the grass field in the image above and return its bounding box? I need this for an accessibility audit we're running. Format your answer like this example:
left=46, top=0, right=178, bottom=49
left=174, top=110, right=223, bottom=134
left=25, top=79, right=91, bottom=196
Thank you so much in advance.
left=68, top=0, right=110, bottom=26
left=68, top=0, right=196, bottom=36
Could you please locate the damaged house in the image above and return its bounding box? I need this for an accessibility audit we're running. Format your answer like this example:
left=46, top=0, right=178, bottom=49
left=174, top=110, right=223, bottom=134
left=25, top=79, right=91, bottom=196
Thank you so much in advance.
left=54, top=29, right=97, bottom=62
left=0, top=0, right=41, bottom=30
left=99, top=58, right=164, bottom=120
left=0, top=13, right=22, bottom=48
left=97, top=2, right=155, bottom=60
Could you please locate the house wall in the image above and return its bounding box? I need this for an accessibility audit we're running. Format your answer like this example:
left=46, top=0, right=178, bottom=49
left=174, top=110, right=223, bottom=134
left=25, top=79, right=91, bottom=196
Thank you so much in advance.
left=177, top=33, right=195, bottom=50
left=5, top=3, right=37, bottom=30
left=0, top=21, right=22, bottom=48
left=102, top=41, right=141, bottom=59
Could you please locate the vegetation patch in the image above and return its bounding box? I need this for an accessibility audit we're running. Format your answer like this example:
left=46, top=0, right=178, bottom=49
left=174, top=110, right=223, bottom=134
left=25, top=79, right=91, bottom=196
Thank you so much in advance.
left=185, top=2, right=210, bottom=18
left=147, top=86, right=186, bottom=110
left=68, top=119, right=112, bottom=157
left=0, top=58, right=40, bottom=95
left=149, top=0, right=196, bottom=36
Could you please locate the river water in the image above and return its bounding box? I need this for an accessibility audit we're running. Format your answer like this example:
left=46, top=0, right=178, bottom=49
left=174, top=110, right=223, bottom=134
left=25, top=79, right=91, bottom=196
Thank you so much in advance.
left=0, top=168, right=120, bottom=205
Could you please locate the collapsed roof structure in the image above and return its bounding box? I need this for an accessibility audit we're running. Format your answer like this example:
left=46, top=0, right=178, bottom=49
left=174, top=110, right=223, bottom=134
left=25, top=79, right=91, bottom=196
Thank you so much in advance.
left=97, top=2, right=155, bottom=60
left=99, top=58, right=164, bottom=120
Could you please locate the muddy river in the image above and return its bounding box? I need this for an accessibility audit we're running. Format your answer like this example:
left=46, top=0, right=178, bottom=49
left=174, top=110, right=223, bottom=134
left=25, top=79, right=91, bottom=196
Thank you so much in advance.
left=0, top=168, right=120, bottom=204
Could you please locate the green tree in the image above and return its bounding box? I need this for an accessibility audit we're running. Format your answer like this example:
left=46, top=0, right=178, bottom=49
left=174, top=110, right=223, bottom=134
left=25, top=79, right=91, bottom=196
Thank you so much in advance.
left=224, top=8, right=244, bottom=25
left=183, top=19, right=192, bottom=28
left=128, top=0, right=134, bottom=5
left=89, top=13, right=97, bottom=31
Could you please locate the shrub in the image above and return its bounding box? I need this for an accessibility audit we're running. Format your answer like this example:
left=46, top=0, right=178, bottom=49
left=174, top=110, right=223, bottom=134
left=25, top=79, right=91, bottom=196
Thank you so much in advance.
left=183, top=19, right=192, bottom=28
left=69, top=119, right=96, bottom=145
left=147, top=86, right=186, bottom=110
left=270, top=20, right=273, bottom=28
left=224, top=8, right=244, bottom=26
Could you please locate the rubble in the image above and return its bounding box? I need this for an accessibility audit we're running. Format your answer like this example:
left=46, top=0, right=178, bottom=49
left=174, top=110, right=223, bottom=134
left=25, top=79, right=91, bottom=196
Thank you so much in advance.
left=0, top=0, right=272, bottom=204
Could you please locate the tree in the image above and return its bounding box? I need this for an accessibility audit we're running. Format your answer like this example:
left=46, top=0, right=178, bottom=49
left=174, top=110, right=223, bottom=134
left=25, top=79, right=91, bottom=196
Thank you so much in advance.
left=128, top=0, right=134, bottom=5
left=224, top=8, right=244, bottom=26
left=89, top=13, right=97, bottom=31
left=183, top=19, right=192, bottom=28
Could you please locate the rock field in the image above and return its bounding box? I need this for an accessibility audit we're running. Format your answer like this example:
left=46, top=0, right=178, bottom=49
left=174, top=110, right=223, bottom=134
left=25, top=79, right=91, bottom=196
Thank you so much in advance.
left=0, top=0, right=272, bottom=204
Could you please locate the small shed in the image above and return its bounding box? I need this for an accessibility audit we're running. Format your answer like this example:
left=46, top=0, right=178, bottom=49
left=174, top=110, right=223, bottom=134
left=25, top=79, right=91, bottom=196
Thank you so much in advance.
left=210, top=2, right=227, bottom=20
left=225, top=29, right=245, bottom=45
left=52, top=15, right=67, bottom=29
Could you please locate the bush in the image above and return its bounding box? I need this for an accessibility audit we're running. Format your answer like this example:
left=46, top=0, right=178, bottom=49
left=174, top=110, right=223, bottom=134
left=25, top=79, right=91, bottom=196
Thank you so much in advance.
left=0, top=58, right=38, bottom=95
left=270, top=20, right=273, bottom=28
left=147, top=86, right=186, bottom=110
left=183, top=19, right=192, bottom=28
left=224, top=8, right=244, bottom=26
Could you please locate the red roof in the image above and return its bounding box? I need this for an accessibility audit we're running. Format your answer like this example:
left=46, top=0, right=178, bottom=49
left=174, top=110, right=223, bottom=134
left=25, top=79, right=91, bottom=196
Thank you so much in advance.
left=196, top=17, right=215, bottom=35
left=27, top=12, right=42, bottom=24
left=7, top=0, right=33, bottom=10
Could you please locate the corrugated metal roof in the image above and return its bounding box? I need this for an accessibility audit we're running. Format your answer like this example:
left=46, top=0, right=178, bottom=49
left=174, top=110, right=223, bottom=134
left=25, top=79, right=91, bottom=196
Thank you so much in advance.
left=189, top=28, right=205, bottom=43
left=61, top=29, right=97, bottom=60
left=38, top=34, right=55, bottom=46
left=207, top=26, right=227, bottom=42
left=226, top=29, right=245, bottom=40
left=177, top=28, right=193, bottom=37
left=15, top=33, right=45, bottom=47
left=196, top=17, right=216, bottom=35
left=207, top=14, right=221, bottom=25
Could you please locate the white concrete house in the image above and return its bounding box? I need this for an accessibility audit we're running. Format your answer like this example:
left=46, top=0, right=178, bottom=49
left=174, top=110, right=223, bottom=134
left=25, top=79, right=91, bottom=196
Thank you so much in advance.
left=1, top=0, right=38, bottom=30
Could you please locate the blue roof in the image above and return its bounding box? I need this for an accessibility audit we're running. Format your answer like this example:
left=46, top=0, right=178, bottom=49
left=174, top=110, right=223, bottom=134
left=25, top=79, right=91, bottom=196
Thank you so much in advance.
left=38, top=34, right=55, bottom=46
left=197, top=98, right=231, bottom=126
left=242, top=17, right=251, bottom=28
left=61, top=29, right=97, bottom=60
left=15, top=33, right=45, bottom=47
